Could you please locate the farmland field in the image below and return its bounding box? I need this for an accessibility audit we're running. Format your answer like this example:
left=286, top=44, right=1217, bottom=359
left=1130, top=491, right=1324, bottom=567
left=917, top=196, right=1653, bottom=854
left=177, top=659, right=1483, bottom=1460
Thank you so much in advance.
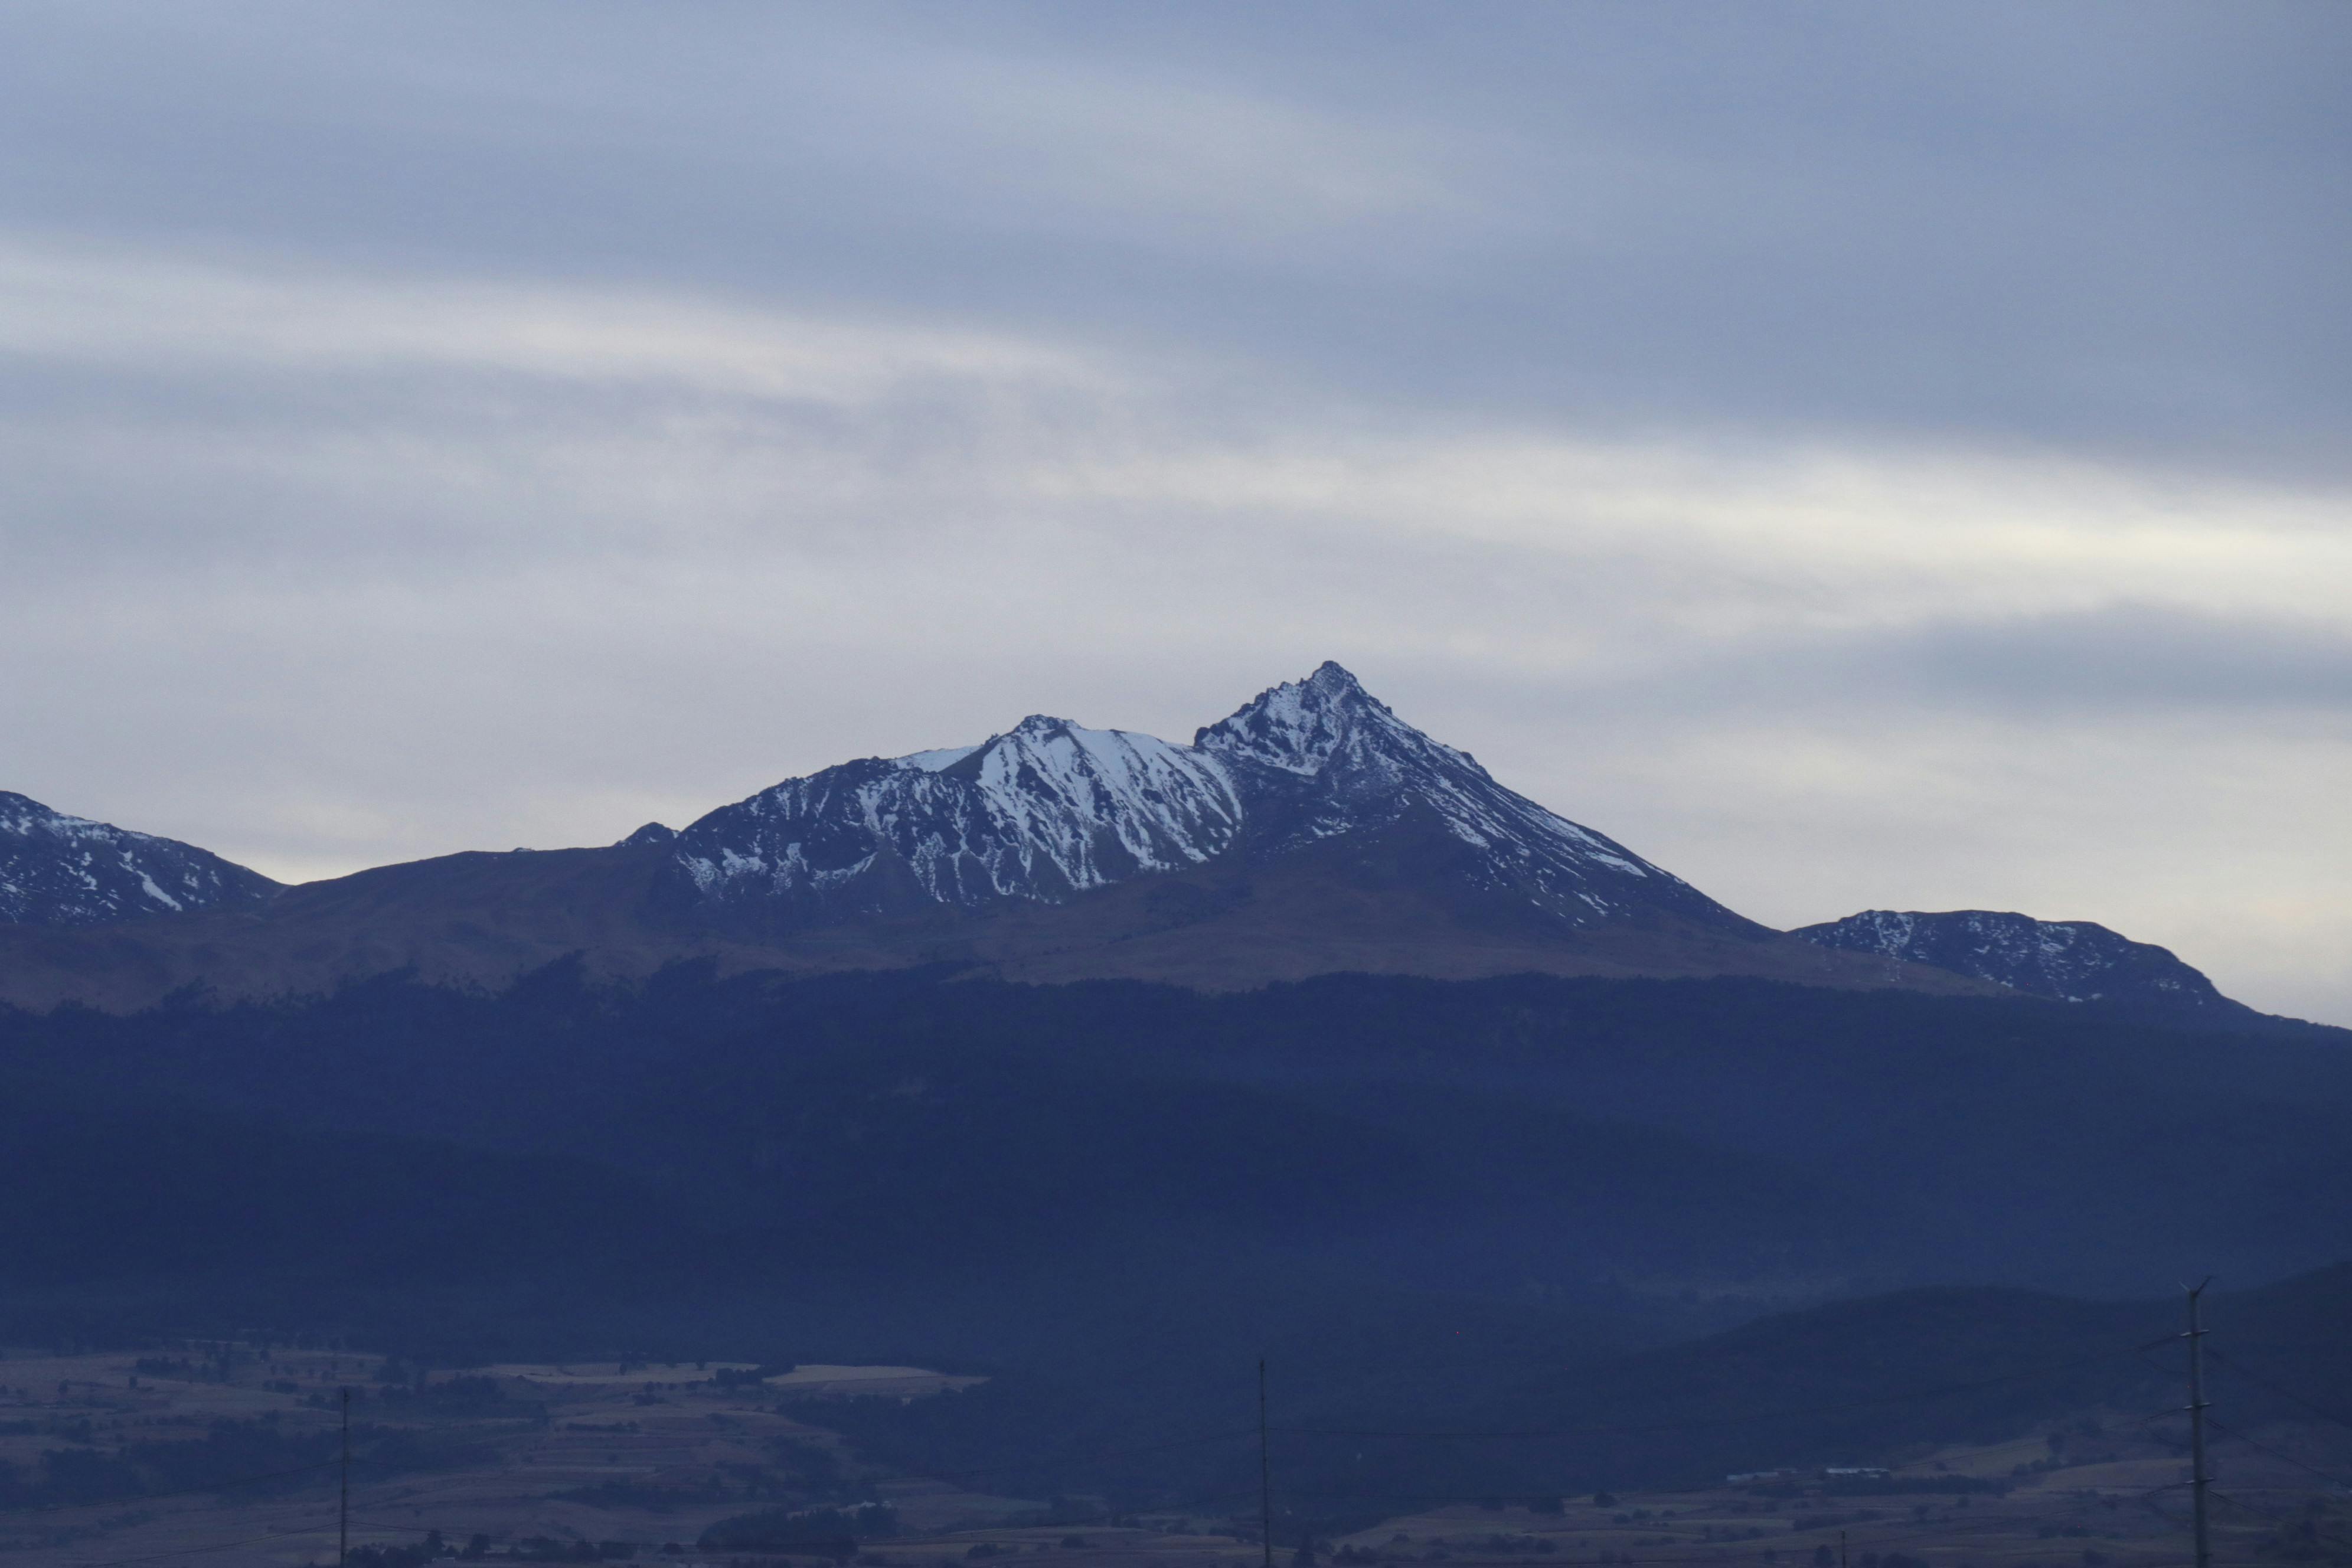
left=3, top=1345, right=2343, bottom=1568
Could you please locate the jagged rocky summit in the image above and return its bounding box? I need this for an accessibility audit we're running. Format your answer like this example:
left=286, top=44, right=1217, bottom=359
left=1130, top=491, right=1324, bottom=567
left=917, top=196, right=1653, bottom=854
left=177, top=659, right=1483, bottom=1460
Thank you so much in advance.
left=0, top=791, right=280, bottom=926
left=664, top=661, right=1746, bottom=935
left=1793, top=908, right=2265, bottom=1026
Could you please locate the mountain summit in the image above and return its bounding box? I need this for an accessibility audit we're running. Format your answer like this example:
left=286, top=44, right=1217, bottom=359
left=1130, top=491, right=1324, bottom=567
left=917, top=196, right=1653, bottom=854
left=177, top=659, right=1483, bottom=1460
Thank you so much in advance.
left=661, top=662, right=1743, bottom=937
left=0, top=792, right=279, bottom=926
left=1195, top=662, right=1736, bottom=928
left=1193, top=659, right=1394, bottom=776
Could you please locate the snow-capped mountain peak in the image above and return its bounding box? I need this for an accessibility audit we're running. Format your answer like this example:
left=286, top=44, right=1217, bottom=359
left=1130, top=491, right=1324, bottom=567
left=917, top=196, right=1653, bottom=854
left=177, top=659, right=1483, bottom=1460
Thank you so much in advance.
left=0, top=791, right=280, bottom=927
left=662, top=663, right=1747, bottom=935
left=671, top=713, right=1243, bottom=921
left=1193, top=661, right=1426, bottom=776
left=1190, top=664, right=1722, bottom=925
left=1792, top=908, right=2255, bottom=1022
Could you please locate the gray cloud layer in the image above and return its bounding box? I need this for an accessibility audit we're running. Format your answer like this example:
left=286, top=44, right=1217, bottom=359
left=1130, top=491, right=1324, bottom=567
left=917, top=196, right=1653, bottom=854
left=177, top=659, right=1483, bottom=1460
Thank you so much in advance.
left=2, top=2, right=2346, bottom=1020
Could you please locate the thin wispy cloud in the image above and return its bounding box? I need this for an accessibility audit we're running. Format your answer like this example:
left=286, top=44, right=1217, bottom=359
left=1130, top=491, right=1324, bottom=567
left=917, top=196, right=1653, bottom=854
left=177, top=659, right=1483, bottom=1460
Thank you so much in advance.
left=0, top=237, right=1112, bottom=401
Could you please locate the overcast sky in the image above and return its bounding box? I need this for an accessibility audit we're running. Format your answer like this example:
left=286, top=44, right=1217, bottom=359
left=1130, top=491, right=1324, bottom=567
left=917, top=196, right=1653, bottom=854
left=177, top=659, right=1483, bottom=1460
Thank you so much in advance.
left=4, top=1, right=2348, bottom=1022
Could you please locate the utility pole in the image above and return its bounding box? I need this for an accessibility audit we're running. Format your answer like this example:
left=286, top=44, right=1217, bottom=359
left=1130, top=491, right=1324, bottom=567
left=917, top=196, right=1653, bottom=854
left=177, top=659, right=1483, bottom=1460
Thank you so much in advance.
left=1259, top=1360, right=1274, bottom=1568
left=339, top=1386, right=351, bottom=1568
left=1837, top=1528, right=1847, bottom=1568
left=2186, top=1280, right=2212, bottom=1568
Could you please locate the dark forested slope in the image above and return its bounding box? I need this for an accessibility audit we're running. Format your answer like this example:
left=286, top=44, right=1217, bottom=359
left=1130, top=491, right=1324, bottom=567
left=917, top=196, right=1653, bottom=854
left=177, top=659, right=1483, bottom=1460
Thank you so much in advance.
left=4, top=965, right=2347, bottom=1299
left=1, top=965, right=2347, bottom=1510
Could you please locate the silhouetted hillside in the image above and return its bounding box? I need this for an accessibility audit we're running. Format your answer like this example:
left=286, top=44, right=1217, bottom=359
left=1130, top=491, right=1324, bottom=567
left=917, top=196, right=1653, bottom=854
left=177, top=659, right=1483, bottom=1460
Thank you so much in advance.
left=1, top=966, right=2347, bottom=1512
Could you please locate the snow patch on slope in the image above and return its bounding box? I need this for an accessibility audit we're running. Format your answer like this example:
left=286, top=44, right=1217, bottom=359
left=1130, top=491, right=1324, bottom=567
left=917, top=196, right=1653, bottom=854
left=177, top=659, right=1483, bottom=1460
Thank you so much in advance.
left=1792, top=908, right=2237, bottom=1012
left=0, top=791, right=280, bottom=926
